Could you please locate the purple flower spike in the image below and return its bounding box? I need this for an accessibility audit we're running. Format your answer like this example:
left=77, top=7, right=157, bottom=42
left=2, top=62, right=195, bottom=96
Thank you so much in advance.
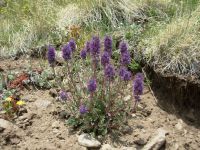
left=79, top=104, right=88, bottom=114
left=104, top=64, right=115, bottom=79
left=90, top=36, right=100, bottom=56
left=121, top=51, right=131, bottom=66
left=47, top=46, right=56, bottom=65
left=119, top=67, right=127, bottom=78
left=104, top=36, right=112, bottom=56
left=80, top=49, right=87, bottom=59
left=101, top=52, right=110, bottom=67
left=59, top=91, right=68, bottom=101
left=123, top=70, right=132, bottom=81
left=87, top=79, right=97, bottom=93
left=133, top=73, right=144, bottom=102
left=120, top=41, right=128, bottom=54
left=86, top=41, right=90, bottom=53
left=62, top=44, right=72, bottom=61
left=69, top=39, right=76, bottom=52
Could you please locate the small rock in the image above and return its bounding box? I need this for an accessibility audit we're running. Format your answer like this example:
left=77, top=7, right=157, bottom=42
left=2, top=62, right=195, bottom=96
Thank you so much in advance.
left=136, top=125, right=144, bottom=129
left=124, top=95, right=131, bottom=101
left=101, top=144, right=116, bottom=150
left=78, top=133, right=101, bottom=148
left=131, top=114, right=137, bottom=118
left=121, top=126, right=133, bottom=135
left=175, top=119, right=183, bottom=130
left=34, top=99, right=51, bottom=109
left=121, top=147, right=137, bottom=150
left=143, top=128, right=167, bottom=150
left=49, top=89, right=57, bottom=97
left=52, top=121, right=60, bottom=129
left=135, top=139, right=147, bottom=146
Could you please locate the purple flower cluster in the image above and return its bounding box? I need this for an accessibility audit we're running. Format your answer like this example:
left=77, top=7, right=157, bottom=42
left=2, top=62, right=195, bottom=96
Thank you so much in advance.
left=119, top=41, right=131, bottom=66
left=104, top=36, right=112, bottom=56
left=69, top=39, right=76, bottom=52
left=59, top=91, right=68, bottom=101
left=87, top=79, right=97, bottom=93
left=79, top=104, right=88, bottom=114
left=62, top=44, right=72, bottom=61
left=133, top=73, right=144, bottom=102
left=90, top=36, right=100, bottom=57
left=101, top=52, right=110, bottom=67
left=119, top=67, right=131, bottom=81
left=80, top=48, right=87, bottom=59
left=47, top=46, right=56, bottom=65
left=121, top=51, right=131, bottom=66
left=119, top=42, right=128, bottom=54
left=104, top=64, right=115, bottom=79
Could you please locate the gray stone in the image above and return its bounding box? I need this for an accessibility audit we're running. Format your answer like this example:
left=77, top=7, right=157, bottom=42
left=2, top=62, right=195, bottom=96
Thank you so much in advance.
left=121, top=126, right=133, bottom=134
left=124, top=95, right=131, bottom=101
left=52, top=121, right=60, bottom=129
left=143, top=128, right=167, bottom=150
left=101, top=144, right=136, bottom=150
left=101, top=144, right=116, bottom=150
left=35, top=99, right=51, bottom=109
left=78, top=133, right=101, bottom=148
left=175, top=119, right=183, bottom=130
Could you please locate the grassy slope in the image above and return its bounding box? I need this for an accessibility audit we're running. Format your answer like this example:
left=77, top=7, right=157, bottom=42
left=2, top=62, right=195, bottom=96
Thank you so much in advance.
left=0, top=0, right=199, bottom=76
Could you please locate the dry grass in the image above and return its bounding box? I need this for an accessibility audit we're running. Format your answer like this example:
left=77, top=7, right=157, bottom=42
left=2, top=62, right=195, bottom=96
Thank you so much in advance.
left=140, top=4, right=200, bottom=75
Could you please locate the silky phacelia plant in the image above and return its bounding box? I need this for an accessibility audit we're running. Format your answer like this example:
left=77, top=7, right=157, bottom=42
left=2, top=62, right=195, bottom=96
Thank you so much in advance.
left=79, top=104, right=88, bottom=114
left=59, top=91, right=68, bottom=101
left=101, top=52, right=110, bottom=67
left=48, top=35, right=144, bottom=136
left=87, top=79, right=97, bottom=93
left=62, top=44, right=72, bottom=61
left=47, top=46, right=56, bottom=66
left=69, top=39, right=76, bottom=52
left=133, top=73, right=144, bottom=110
left=104, top=36, right=112, bottom=56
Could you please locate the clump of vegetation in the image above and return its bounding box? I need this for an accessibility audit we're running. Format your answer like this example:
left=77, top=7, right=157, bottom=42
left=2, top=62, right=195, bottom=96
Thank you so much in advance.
left=47, top=36, right=144, bottom=136
left=139, top=2, right=200, bottom=76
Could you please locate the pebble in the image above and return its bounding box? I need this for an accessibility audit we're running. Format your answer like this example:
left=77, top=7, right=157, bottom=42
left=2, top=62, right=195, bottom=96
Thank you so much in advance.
left=34, top=99, right=51, bottom=109
left=143, top=128, right=167, bottom=150
left=78, top=133, right=101, bottom=148
left=52, top=121, right=60, bottom=129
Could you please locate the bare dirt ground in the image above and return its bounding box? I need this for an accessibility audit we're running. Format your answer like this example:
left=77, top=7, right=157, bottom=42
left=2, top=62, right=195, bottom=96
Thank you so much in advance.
left=1, top=57, right=200, bottom=150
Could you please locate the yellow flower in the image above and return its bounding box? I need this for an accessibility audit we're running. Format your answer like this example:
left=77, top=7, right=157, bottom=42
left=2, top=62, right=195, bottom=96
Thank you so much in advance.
left=16, top=100, right=26, bottom=106
left=5, top=97, right=13, bottom=102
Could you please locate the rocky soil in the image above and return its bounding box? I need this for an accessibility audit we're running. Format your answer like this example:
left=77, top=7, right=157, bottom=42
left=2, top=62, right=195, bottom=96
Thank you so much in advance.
left=1, top=58, right=200, bottom=150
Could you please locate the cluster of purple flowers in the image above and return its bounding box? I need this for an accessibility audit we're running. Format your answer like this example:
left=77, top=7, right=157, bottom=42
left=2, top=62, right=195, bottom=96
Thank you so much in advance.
left=69, top=39, right=76, bottom=52
left=62, top=44, right=72, bottom=61
left=104, top=36, right=112, bottom=56
left=90, top=36, right=101, bottom=57
left=47, top=46, right=56, bottom=65
left=79, top=104, right=88, bottom=114
left=133, top=73, right=144, bottom=102
left=119, top=42, right=131, bottom=66
left=119, top=67, right=132, bottom=81
left=47, top=36, right=144, bottom=116
left=104, top=64, right=115, bottom=79
left=101, top=52, right=110, bottom=67
left=59, top=91, right=68, bottom=101
left=87, top=79, right=97, bottom=93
